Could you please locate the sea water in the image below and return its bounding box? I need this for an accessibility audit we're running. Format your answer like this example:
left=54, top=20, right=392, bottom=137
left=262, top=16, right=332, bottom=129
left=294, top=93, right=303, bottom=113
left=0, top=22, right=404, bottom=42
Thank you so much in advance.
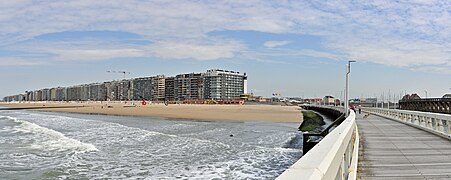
left=0, top=109, right=302, bottom=179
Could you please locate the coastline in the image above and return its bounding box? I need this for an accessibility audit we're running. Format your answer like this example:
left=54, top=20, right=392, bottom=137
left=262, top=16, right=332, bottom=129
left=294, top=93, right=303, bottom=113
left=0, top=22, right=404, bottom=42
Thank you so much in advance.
left=0, top=102, right=303, bottom=123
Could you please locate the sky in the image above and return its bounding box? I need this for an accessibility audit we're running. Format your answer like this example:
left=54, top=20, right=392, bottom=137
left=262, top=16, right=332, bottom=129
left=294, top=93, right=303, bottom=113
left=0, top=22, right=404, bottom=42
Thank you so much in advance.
left=0, top=0, right=450, bottom=100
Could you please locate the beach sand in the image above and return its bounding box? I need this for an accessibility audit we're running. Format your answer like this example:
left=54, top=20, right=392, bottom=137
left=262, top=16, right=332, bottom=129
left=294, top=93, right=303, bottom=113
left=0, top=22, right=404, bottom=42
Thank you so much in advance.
left=0, top=102, right=303, bottom=123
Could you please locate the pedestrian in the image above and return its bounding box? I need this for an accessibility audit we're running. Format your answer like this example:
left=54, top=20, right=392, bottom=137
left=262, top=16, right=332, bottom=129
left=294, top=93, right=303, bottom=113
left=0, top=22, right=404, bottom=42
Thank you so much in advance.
left=350, top=104, right=356, bottom=112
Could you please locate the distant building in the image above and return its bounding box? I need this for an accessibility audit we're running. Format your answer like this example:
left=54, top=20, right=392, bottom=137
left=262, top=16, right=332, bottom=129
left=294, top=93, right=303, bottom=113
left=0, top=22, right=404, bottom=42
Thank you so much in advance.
left=175, top=73, right=203, bottom=100
left=35, top=90, right=42, bottom=101
left=66, top=86, right=81, bottom=101
left=204, top=69, right=246, bottom=100
left=152, top=75, right=166, bottom=101
left=363, top=98, right=377, bottom=104
left=118, top=80, right=132, bottom=101
left=3, top=69, right=248, bottom=102
left=41, top=89, right=50, bottom=101
left=56, top=87, right=67, bottom=101
left=50, top=88, right=57, bottom=101
left=25, top=91, right=33, bottom=101
left=87, top=83, right=101, bottom=101
left=402, top=93, right=421, bottom=100
left=323, top=95, right=335, bottom=105
left=240, top=94, right=266, bottom=102
left=304, top=98, right=323, bottom=105
left=352, top=97, right=378, bottom=107
left=3, top=94, right=25, bottom=102
left=131, top=77, right=153, bottom=100
left=164, top=77, right=175, bottom=101
left=80, top=85, right=89, bottom=101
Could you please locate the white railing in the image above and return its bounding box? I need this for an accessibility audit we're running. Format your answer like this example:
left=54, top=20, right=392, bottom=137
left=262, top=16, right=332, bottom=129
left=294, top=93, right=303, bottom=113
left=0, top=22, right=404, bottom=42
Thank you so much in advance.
left=364, top=107, right=451, bottom=140
left=277, top=107, right=359, bottom=180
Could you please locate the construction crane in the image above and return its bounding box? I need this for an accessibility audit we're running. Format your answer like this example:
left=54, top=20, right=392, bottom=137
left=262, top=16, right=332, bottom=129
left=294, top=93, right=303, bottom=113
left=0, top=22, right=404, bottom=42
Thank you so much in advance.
left=106, top=70, right=130, bottom=79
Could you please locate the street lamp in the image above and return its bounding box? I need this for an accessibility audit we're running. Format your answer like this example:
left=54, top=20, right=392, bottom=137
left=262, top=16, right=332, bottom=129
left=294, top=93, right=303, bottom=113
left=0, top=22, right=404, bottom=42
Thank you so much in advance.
left=345, top=60, right=356, bottom=117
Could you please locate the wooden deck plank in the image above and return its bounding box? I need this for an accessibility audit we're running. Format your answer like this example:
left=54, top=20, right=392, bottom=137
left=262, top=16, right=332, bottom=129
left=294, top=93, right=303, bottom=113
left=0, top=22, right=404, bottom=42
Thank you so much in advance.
left=357, top=113, right=451, bottom=179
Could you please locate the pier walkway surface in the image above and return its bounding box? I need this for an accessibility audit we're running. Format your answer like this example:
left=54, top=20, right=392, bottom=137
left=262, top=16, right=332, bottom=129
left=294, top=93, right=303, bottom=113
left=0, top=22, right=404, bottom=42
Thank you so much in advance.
left=357, top=113, right=451, bottom=179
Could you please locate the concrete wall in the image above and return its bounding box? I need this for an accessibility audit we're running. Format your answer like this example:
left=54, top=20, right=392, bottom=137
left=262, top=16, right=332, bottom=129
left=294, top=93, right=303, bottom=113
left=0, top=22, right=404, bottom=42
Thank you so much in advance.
left=277, top=106, right=358, bottom=180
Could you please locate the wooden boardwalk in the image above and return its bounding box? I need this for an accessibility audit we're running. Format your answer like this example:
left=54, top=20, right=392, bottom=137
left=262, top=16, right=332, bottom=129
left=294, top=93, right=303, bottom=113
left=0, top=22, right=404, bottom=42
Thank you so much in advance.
left=357, top=113, right=451, bottom=179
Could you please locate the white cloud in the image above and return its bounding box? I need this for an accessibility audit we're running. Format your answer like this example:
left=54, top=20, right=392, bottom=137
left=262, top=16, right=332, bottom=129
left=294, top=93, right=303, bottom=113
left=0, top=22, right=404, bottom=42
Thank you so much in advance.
left=148, top=40, right=245, bottom=61
left=0, top=58, right=47, bottom=66
left=410, top=66, right=451, bottom=74
left=263, top=41, right=290, bottom=48
left=0, top=0, right=450, bottom=73
left=330, top=38, right=450, bottom=67
left=52, top=48, right=146, bottom=61
left=297, top=49, right=341, bottom=60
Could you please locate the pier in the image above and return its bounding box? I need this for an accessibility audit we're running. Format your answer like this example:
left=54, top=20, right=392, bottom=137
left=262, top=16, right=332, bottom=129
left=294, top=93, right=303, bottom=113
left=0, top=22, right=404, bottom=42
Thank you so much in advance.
left=357, top=112, right=451, bottom=179
left=278, top=106, right=451, bottom=180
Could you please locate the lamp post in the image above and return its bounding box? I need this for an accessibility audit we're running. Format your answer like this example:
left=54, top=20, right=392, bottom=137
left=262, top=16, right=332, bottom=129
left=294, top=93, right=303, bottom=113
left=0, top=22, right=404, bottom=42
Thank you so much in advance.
left=345, top=60, right=356, bottom=117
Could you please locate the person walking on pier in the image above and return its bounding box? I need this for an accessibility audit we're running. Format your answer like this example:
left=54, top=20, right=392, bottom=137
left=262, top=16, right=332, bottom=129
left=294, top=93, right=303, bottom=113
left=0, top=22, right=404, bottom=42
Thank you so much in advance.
left=350, top=104, right=356, bottom=113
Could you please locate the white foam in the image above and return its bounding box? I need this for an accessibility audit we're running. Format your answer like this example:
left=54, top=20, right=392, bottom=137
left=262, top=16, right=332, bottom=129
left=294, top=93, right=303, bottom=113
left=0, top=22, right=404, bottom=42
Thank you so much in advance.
left=107, top=121, right=178, bottom=138
left=6, top=116, right=98, bottom=153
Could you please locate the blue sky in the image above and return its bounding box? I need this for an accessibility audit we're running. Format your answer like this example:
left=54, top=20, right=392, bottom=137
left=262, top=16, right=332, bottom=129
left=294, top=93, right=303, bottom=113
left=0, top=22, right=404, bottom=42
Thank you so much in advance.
left=0, top=1, right=450, bottom=99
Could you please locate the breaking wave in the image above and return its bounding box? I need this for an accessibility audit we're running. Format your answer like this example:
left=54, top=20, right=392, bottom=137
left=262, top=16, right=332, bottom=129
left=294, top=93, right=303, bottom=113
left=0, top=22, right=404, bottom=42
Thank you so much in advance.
left=3, top=115, right=98, bottom=153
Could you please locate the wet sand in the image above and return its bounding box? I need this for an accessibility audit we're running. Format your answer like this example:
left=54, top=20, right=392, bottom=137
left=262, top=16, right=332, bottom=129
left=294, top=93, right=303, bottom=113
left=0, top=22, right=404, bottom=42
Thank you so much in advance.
left=0, top=102, right=303, bottom=123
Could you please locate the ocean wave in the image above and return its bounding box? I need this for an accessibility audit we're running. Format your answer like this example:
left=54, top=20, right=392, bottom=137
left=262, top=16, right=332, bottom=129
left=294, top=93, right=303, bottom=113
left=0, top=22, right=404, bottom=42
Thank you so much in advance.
left=5, top=115, right=98, bottom=153
left=106, top=121, right=178, bottom=138
left=282, top=133, right=303, bottom=149
left=174, top=146, right=300, bottom=179
left=24, top=112, right=179, bottom=139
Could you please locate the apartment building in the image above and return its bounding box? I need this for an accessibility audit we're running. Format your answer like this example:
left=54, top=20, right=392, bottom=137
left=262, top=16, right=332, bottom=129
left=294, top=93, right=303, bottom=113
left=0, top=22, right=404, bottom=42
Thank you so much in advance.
left=204, top=69, right=246, bottom=100
left=175, top=73, right=204, bottom=100
left=4, top=69, right=247, bottom=102
left=152, top=75, right=166, bottom=101
left=164, top=77, right=175, bottom=101
left=131, top=77, right=153, bottom=100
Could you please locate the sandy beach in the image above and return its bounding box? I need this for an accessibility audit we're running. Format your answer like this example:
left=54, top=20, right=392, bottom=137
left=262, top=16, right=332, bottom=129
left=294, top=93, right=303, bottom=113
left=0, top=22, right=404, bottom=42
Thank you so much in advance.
left=0, top=102, right=303, bottom=123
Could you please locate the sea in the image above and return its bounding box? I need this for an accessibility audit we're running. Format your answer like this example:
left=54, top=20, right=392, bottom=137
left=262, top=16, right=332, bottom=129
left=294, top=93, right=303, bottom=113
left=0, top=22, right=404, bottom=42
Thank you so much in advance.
left=0, top=109, right=303, bottom=179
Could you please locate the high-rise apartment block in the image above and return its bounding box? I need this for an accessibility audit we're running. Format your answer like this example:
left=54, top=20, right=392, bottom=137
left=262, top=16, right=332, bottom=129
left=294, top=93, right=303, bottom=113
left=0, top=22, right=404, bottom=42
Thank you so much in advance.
left=131, top=77, right=153, bottom=100
left=175, top=73, right=204, bottom=100
left=3, top=69, right=248, bottom=102
left=164, top=77, right=175, bottom=101
left=204, top=69, right=247, bottom=100
left=152, top=75, right=166, bottom=101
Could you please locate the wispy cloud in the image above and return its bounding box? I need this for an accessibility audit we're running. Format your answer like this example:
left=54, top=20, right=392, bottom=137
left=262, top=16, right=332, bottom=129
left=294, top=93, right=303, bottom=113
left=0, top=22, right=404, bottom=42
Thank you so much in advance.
left=0, top=0, right=449, bottom=73
left=52, top=48, right=146, bottom=61
left=263, top=41, right=290, bottom=48
left=0, top=58, right=47, bottom=66
left=297, top=49, right=341, bottom=60
left=1, top=37, right=246, bottom=62
left=330, top=38, right=450, bottom=67
left=410, top=66, right=451, bottom=74
left=147, top=40, right=245, bottom=61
